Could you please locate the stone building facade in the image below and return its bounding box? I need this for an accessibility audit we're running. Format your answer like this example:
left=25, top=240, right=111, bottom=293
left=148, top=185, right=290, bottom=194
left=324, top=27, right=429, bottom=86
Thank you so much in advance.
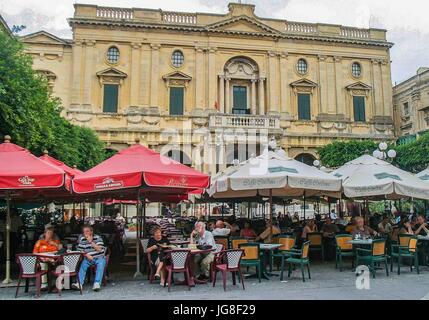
left=393, top=67, right=429, bottom=142
left=20, top=2, right=395, bottom=174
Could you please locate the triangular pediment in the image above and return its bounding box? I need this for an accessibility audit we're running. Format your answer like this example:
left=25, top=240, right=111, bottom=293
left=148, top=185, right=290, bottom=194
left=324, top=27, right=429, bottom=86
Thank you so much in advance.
left=346, top=82, right=372, bottom=90
left=20, top=31, right=71, bottom=45
left=206, top=16, right=281, bottom=36
left=290, top=78, right=318, bottom=88
left=96, top=68, right=128, bottom=78
left=162, top=71, right=192, bottom=81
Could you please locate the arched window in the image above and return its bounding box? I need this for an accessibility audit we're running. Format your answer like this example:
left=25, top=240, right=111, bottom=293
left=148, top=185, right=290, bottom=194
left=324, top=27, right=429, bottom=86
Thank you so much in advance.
left=294, top=153, right=316, bottom=166
left=296, top=58, right=308, bottom=75
left=352, top=62, right=362, bottom=77
left=171, top=50, right=184, bottom=68
left=106, top=46, right=120, bottom=64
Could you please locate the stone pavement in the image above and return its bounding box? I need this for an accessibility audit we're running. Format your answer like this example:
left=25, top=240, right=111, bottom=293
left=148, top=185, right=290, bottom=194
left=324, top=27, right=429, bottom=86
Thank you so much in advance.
left=2, top=261, right=429, bottom=300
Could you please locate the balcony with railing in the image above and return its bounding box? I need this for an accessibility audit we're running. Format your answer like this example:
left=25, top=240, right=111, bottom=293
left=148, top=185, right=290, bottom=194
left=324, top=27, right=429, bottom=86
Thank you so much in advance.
left=209, top=114, right=280, bottom=130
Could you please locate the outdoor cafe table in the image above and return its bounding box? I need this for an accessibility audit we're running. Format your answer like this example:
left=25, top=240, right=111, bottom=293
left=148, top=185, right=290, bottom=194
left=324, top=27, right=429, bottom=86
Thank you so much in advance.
left=257, top=243, right=282, bottom=280
left=168, top=239, right=190, bottom=247
left=166, top=248, right=215, bottom=287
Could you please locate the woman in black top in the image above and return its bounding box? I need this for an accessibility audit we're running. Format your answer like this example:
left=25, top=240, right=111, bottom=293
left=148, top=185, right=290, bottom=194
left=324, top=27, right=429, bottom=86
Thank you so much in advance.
left=146, top=227, right=170, bottom=286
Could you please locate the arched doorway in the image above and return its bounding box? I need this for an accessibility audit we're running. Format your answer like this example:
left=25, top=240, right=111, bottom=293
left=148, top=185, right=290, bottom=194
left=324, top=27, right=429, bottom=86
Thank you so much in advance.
left=295, top=153, right=316, bottom=166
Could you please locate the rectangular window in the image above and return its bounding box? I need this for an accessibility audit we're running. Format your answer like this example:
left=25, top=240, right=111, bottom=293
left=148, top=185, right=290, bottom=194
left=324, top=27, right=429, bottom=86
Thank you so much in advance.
left=353, top=96, right=366, bottom=122
left=232, top=86, right=249, bottom=114
left=169, top=87, right=184, bottom=115
left=403, top=102, right=409, bottom=115
left=103, top=84, right=119, bottom=113
left=297, top=93, right=311, bottom=120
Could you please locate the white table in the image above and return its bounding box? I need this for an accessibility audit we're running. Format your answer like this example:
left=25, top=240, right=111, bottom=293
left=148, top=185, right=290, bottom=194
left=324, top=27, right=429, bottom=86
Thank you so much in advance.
left=348, top=239, right=373, bottom=245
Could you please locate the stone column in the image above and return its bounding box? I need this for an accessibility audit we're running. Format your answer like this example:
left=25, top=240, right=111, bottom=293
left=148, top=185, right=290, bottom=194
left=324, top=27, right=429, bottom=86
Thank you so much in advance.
left=318, top=55, right=328, bottom=115
left=208, top=47, right=217, bottom=110
left=251, top=79, right=257, bottom=115
left=371, top=59, right=383, bottom=116
left=219, top=75, right=225, bottom=113
left=381, top=59, right=392, bottom=117
left=268, top=51, right=279, bottom=114
left=82, top=40, right=95, bottom=106
left=195, top=46, right=205, bottom=109
left=279, top=52, right=288, bottom=114
left=71, top=40, right=84, bottom=107
left=130, top=42, right=142, bottom=107
left=150, top=44, right=161, bottom=108
left=333, top=56, right=344, bottom=115
left=258, top=78, right=265, bottom=115
left=225, top=77, right=231, bottom=114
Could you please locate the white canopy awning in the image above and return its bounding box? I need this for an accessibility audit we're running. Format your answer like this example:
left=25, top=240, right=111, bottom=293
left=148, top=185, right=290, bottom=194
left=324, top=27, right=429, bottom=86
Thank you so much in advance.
left=331, top=155, right=429, bottom=200
left=207, top=150, right=342, bottom=199
left=417, top=168, right=429, bottom=182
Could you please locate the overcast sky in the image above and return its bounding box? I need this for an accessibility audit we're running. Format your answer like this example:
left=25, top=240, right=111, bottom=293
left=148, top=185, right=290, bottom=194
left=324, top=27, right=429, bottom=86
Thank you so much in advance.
left=1, top=0, right=428, bottom=84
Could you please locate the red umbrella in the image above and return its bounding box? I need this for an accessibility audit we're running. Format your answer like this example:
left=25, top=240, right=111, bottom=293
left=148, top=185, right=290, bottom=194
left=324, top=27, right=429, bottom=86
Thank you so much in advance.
left=39, top=150, right=83, bottom=178
left=0, top=136, right=66, bottom=284
left=72, top=140, right=209, bottom=195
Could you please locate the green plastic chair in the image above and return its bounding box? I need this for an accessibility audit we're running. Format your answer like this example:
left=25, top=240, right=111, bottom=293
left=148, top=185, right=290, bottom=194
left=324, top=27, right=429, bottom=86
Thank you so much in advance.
left=307, top=232, right=325, bottom=261
left=286, top=241, right=311, bottom=282
left=390, top=235, right=419, bottom=275
left=239, top=242, right=262, bottom=283
left=335, top=234, right=354, bottom=271
left=271, top=235, right=296, bottom=276
left=356, top=239, right=389, bottom=278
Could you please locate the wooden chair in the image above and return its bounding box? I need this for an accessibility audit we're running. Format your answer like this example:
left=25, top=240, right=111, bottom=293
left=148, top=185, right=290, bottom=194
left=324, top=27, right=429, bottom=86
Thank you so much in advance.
left=286, top=241, right=311, bottom=282
left=165, top=250, right=192, bottom=292
left=239, top=242, right=262, bottom=282
left=390, top=235, right=419, bottom=275
left=307, top=232, right=324, bottom=261
left=15, top=254, right=48, bottom=298
left=356, top=239, right=389, bottom=278
left=213, top=249, right=245, bottom=291
left=51, top=253, right=83, bottom=296
left=335, top=234, right=354, bottom=271
left=214, top=236, right=229, bottom=250
left=230, top=237, right=248, bottom=249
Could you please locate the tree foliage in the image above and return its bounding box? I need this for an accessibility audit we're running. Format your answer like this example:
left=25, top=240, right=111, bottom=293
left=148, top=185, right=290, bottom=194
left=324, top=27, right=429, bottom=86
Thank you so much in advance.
left=317, top=140, right=378, bottom=168
left=395, top=132, right=429, bottom=173
left=0, top=30, right=111, bottom=170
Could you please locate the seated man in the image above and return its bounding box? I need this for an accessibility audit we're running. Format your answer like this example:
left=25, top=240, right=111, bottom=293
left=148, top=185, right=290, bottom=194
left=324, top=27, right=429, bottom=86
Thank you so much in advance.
left=351, top=217, right=378, bottom=239
left=255, top=221, right=281, bottom=243
left=377, top=215, right=393, bottom=237
left=190, top=222, right=216, bottom=281
left=321, top=218, right=339, bottom=260
left=72, top=225, right=106, bottom=292
left=413, top=214, right=429, bottom=236
left=212, top=220, right=231, bottom=237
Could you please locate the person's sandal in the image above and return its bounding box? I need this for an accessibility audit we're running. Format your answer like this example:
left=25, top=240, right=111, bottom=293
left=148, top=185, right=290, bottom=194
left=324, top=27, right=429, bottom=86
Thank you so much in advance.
left=155, top=273, right=161, bottom=280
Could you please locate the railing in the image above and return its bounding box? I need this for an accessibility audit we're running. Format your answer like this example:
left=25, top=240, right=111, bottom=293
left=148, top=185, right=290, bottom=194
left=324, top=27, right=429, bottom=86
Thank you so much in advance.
left=285, top=22, right=317, bottom=34
left=209, top=114, right=280, bottom=130
left=96, top=7, right=134, bottom=20
left=162, top=12, right=197, bottom=24
left=340, top=27, right=370, bottom=39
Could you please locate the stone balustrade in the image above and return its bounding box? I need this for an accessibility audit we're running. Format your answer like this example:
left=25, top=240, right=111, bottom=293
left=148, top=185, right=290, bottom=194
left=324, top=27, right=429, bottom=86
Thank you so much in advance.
left=209, top=114, right=280, bottom=130
left=96, top=7, right=134, bottom=20
left=162, top=12, right=197, bottom=24
left=340, top=27, right=370, bottom=39
left=285, top=22, right=317, bottom=34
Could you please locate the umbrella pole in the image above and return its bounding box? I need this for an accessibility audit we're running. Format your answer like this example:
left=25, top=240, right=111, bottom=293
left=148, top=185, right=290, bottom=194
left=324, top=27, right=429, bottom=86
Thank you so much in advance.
left=2, top=193, right=12, bottom=284
left=303, top=192, right=306, bottom=222
left=269, top=189, right=273, bottom=243
left=133, top=195, right=143, bottom=279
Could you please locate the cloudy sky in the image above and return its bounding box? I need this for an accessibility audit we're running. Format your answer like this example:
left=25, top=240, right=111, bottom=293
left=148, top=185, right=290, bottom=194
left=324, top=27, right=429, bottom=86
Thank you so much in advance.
left=1, top=0, right=428, bottom=84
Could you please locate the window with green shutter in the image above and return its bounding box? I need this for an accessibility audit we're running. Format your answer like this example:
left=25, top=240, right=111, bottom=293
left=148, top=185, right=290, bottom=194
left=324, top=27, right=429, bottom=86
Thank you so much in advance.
left=103, top=84, right=119, bottom=113
left=353, top=96, right=366, bottom=122
left=169, top=87, right=184, bottom=115
left=232, top=86, right=249, bottom=114
left=298, top=93, right=311, bottom=120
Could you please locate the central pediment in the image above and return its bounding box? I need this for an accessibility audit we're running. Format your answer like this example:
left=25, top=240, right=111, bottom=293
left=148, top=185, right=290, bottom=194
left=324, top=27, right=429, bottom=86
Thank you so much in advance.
left=206, top=16, right=281, bottom=36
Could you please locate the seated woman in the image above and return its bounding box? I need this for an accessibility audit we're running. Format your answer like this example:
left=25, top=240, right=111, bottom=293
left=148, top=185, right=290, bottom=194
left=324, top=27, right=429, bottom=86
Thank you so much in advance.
left=33, top=226, right=62, bottom=290
left=302, top=219, right=318, bottom=241
left=351, top=216, right=378, bottom=239
left=146, top=227, right=170, bottom=286
left=398, top=218, right=414, bottom=235
left=240, top=221, right=257, bottom=239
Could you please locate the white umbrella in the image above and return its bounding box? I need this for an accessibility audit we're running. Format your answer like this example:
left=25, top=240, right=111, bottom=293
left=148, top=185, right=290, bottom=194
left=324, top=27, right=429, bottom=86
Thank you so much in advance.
left=208, top=150, right=342, bottom=198
left=417, top=168, right=429, bottom=182
left=331, top=154, right=429, bottom=200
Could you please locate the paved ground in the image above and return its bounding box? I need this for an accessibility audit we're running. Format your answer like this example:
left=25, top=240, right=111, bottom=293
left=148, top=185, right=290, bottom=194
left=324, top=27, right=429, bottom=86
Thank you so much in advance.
left=2, top=260, right=429, bottom=300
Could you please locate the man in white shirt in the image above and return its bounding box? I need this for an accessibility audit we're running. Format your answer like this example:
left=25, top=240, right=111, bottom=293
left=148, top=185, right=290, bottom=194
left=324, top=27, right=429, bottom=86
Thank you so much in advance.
left=329, top=209, right=338, bottom=221
left=191, top=222, right=216, bottom=280
left=211, top=220, right=231, bottom=237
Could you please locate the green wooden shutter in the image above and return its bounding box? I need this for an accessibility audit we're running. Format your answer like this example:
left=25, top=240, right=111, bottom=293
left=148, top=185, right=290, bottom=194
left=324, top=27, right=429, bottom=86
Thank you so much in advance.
left=103, top=84, right=119, bottom=113
left=233, top=86, right=248, bottom=114
left=169, top=87, right=184, bottom=115
left=353, top=96, right=366, bottom=122
left=298, top=93, right=311, bottom=120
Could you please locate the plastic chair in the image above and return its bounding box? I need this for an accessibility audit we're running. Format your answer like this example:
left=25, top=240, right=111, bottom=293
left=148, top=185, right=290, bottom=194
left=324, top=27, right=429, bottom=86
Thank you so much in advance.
left=335, top=234, right=354, bottom=271
left=239, top=242, right=262, bottom=282
left=230, top=237, right=248, bottom=249
left=286, top=241, right=311, bottom=282
left=390, top=235, right=419, bottom=275
left=356, top=239, right=389, bottom=278
left=51, top=253, right=83, bottom=296
left=15, top=254, right=48, bottom=298
left=213, top=249, right=245, bottom=291
left=209, top=243, right=224, bottom=282
left=165, top=250, right=192, bottom=292
left=272, top=235, right=296, bottom=273
left=214, top=236, right=229, bottom=250
left=307, top=232, right=324, bottom=261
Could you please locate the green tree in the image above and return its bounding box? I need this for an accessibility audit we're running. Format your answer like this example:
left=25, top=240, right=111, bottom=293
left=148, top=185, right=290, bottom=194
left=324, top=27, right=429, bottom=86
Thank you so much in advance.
left=317, top=140, right=378, bottom=168
left=395, top=132, right=429, bottom=173
left=0, top=30, right=111, bottom=170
